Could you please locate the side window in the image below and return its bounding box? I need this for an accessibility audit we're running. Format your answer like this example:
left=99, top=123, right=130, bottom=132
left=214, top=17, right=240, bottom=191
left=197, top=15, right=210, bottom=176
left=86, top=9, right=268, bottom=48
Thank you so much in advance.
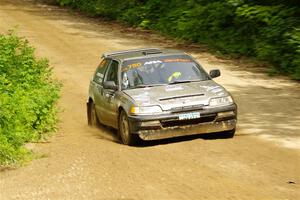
left=104, top=60, right=119, bottom=85
left=93, top=59, right=111, bottom=84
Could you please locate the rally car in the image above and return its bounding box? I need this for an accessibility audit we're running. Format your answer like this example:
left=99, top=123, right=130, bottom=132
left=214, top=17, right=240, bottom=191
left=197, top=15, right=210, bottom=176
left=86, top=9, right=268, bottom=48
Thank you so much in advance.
left=87, top=48, right=237, bottom=145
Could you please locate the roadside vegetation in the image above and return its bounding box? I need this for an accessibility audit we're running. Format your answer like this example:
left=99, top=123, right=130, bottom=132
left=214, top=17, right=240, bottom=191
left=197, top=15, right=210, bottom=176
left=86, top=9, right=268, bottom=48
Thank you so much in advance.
left=0, top=32, right=60, bottom=167
left=57, top=0, right=300, bottom=80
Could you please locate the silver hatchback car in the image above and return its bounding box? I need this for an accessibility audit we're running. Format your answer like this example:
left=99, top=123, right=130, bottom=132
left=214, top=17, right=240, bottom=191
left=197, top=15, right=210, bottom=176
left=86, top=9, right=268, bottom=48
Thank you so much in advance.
left=87, top=48, right=237, bottom=145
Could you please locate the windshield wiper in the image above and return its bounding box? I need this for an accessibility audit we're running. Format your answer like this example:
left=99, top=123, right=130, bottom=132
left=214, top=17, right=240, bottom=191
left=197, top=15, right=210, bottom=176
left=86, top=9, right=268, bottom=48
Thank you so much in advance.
left=132, top=83, right=167, bottom=89
left=168, top=79, right=202, bottom=85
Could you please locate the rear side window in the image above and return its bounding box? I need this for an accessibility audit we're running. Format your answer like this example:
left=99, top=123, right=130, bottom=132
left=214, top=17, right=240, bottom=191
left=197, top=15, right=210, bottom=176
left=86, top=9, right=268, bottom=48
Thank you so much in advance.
left=93, top=59, right=111, bottom=84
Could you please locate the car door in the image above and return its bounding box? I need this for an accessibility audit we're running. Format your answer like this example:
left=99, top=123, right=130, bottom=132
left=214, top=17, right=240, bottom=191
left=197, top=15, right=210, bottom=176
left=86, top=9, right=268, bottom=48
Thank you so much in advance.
left=101, top=60, right=119, bottom=128
left=92, top=58, right=111, bottom=124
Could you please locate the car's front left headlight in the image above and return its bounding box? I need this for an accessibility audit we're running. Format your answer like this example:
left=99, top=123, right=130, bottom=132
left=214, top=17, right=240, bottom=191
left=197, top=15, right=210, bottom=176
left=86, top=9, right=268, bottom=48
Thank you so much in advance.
left=209, top=96, right=233, bottom=106
left=130, top=106, right=163, bottom=115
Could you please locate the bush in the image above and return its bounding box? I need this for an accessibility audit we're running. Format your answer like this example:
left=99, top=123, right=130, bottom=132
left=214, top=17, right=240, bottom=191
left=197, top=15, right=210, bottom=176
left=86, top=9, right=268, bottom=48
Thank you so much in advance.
left=0, top=32, right=60, bottom=166
left=56, top=0, right=300, bottom=80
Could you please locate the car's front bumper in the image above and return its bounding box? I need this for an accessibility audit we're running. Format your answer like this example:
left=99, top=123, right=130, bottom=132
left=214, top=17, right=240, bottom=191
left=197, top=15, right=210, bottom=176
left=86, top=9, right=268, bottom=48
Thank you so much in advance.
left=128, top=104, right=237, bottom=140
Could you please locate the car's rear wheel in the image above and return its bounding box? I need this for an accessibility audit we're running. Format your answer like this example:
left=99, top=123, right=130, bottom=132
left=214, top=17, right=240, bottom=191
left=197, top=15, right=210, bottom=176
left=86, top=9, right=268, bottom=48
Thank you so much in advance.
left=118, top=110, right=139, bottom=145
left=87, top=101, right=99, bottom=127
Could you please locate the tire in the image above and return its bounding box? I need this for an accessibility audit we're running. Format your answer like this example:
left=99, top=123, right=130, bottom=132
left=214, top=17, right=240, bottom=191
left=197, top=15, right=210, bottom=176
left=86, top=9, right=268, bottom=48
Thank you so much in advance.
left=118, top=110, right=139, bottom=145
left=87, top=101, right=99, bottom=127
left=221, top=129, right=235, bottom=138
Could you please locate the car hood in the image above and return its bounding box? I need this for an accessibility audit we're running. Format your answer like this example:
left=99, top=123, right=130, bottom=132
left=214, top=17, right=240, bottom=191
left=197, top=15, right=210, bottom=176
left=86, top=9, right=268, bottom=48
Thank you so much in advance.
left=123, top=80, right=229, bottom=111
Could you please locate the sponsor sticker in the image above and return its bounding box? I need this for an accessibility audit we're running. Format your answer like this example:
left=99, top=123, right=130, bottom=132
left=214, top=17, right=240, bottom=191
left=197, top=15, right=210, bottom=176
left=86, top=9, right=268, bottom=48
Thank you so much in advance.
left=144, top=60, right=162, bottom=65
left=163, top=58, right=192, bottom=63
left=165, top=85, right=183, bottom=91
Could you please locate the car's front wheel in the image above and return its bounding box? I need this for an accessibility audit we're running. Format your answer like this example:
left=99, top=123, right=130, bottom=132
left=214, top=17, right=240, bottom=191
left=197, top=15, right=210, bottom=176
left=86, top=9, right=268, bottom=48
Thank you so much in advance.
left=118, top=110, right=139, bottom=145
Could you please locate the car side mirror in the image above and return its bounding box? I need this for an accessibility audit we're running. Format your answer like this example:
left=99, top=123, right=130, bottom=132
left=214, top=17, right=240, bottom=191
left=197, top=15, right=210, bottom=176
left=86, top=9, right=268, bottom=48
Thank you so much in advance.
left=103, top=81, right=118, bottom=91
left=209, top=69, right=221, bottom=79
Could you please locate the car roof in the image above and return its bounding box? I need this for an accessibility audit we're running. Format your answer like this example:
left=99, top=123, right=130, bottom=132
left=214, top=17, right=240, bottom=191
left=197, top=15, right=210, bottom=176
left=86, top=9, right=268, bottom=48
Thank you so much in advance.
left=102, top=48, right=188, bottom=62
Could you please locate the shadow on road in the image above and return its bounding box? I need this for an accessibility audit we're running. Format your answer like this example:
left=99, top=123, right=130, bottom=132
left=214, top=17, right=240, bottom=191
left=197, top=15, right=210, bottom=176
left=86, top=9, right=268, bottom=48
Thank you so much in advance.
left=91, top=123, right=242, bottom=147
left=136, top=133, right=236, bottom=147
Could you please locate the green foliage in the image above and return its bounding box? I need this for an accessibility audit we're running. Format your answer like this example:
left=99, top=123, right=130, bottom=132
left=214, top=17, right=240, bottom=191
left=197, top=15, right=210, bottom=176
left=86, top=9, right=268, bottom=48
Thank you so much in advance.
left=0, top=32, right=60, bottom=166
left=56, top=0, right=300, bottom=80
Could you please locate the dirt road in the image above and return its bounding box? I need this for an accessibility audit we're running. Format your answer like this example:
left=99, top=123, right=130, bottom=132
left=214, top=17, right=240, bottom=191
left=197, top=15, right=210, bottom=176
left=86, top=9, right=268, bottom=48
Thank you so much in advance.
left=0, top=0, right=299, bottom=199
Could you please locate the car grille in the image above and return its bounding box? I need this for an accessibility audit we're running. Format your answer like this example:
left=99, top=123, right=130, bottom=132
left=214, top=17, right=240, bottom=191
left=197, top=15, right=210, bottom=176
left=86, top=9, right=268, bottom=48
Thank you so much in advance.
left=160, top=114, right=216, bottom=128
left=170, top=105, right=204, bottom=113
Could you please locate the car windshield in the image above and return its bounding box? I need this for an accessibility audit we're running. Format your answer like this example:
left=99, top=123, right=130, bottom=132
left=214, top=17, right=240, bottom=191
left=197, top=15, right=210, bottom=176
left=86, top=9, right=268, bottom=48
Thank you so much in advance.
left=121, top=55, right=210, bottom=90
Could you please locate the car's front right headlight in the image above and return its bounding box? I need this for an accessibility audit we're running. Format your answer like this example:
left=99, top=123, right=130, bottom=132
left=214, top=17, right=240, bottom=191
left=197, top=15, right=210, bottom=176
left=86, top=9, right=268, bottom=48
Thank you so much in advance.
left=130, top=106, right=163, bottom=115
left=209, top=96, right=233, bottom=106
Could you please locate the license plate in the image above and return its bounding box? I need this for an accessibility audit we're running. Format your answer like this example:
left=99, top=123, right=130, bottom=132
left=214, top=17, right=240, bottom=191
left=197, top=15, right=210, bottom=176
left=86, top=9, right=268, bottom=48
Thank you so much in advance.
left=179, top=112, right=200, bottom=120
